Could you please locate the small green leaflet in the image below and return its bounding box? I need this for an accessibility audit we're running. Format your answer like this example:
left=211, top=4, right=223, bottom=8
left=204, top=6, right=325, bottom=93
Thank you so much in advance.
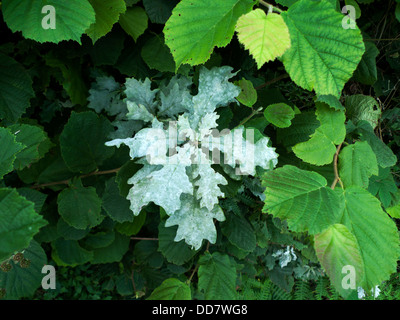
left=164, top=0, right=256, bottom=69
left=264, top=103, right=295, bottom=128
left=345, top=95, right=381, bottom=129
left=280, top=0, right=365, bottom=97
left=235, top=79, right=257, bottom=107
left=293, top=103, right=346, bottom=166
left=235, top=9, right=291, bottom=68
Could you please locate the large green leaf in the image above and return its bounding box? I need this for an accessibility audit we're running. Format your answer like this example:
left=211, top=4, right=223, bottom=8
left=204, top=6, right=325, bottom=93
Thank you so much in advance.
left=293, top=103, right=346, bottom=166
left=147, top=278, right=191, bottom=300
left=0, top=188, right=47, bottom=262
left=57, top=179, right=103, bottom=230
left=221, top=213, right=256, bottom=252
left=314, top=224, right=363, bottom=298
left=86, top=0, right=127, bottom=43
left=59, top=111, right=115, bottom=173
left=164, top=0, right=255, bottom=69
left=0, top=128, right=24, bottom=179
left=337, top=186, right=400, bottom=291
left=281, top=0, right=365, bottom=97
left=51, top=238, right=93, bottom=266
left=262, top=165, right=342, bottom=234
left=0, top=241, right=47, bottom=299
left=0, top=54, right=34, bottom=122
left=2, top=0, right=95, bottom=43
left=235, top=9, right=291, bottom=68
left=198, top=252, right=237, bottom=300
left=338, top=141, right=378, bottom=189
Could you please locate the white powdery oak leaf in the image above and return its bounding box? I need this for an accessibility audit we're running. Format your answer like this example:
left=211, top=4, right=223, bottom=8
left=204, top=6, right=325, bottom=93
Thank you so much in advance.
left=105, top=66, right=279, bottom=249
left=125, top=144, right=195, bottom=215
left=165, top=194, right=226, bottom=250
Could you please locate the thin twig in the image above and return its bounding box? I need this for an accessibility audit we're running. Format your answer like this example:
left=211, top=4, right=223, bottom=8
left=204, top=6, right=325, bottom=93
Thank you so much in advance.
left=130, top=237, right=159, bottom=241
left=331, top=143, right=343, bottom=190
left=255, top=74, right=289, bottom=90
left=30, top=167, right=121, bottom=189
left=258, top=0, right=283, bottom=13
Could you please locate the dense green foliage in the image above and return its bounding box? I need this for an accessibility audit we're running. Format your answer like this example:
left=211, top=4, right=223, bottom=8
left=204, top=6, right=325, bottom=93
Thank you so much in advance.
left=0, top=0, right=399, bottom=300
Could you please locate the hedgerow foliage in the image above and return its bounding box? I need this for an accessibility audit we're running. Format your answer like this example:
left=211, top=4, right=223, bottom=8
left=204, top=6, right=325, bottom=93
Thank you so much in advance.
left=0, top=0, right=400, bottom=300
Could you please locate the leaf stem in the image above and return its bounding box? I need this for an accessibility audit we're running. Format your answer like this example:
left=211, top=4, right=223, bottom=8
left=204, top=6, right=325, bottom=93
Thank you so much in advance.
left=258, top=0, right=283, bottom=13
left=236, top=107, right=263, bottom=128
left=330, top=143, right=344, bottom=190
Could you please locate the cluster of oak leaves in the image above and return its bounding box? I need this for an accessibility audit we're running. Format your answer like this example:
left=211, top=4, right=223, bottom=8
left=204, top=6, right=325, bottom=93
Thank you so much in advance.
left=87, top=66, right=279, bottom=250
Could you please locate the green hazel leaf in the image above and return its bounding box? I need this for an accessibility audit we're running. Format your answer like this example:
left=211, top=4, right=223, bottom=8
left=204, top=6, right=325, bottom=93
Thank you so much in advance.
left=102, top=177, right=133, bottom=224
left=276, top=111, right=320, bottom=148
left=0, top=240, right=47, bottom=299
left=281, top=0, right=365, bottom=97
left=235, top=9, right=291, bottom=68
left=221, top=213, right=256, bottom=252
left=115, top=211, right=147, bottom=236
left=356, top=121, right=397, bottom=168
left=9, top=124, right=52, bottom=170
left=386, top=190, right=400, bottom=219
left=0, top=53, right=34, bottom=122
left=315, top=95, right=344, bottom=111
left=262, top=165, right=342, bottom=235
left=368, top=166, right=398, bottom=208
left=83, top=231, right=116, bottom=249
left=147, top=278, right=191, bottom=300
left=314, top=224, right=363, bottom=299
left=0, top=127, right=24, bottom=179
left=56, top=218, right=90, bottom=241
left=337, top=186, right=400, bottom=291
left=143, top=0, right=179, bottom=24
left=164, top=0, right=256, bottom=69
left=0, top=188, right=47, bottom=262
left=89, top=232, right=130, bottom=264
left=141, top=34, right=176, bottom=73
left=293, top=103, right=346, bottom=166
left=235, top=79, right=257, bottom=107
left=57, top=179, right=104, bottom=230
left=158, top=222, right=197, bottom=265
left=2, top=0, right=95, bottom=44
left=198, top=252, right=237, bottom=300
left=17, top=188, right=48, bottom=214
left=338, top=141, right=378, bottom=189
left=119, top=6, right=148, bottom=41
left=353, top=40, right=379, bottom=85
left=59, top=111, right=115, bottom=173
left=44, top=55, right=88, bottom=106
left=345, top=95, right=381, bottom=129
left=51, top=238, right=93, bottom=266
left=263, top=103, right=295, bottom=128
left=86, top=0, right=127, bottom=43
